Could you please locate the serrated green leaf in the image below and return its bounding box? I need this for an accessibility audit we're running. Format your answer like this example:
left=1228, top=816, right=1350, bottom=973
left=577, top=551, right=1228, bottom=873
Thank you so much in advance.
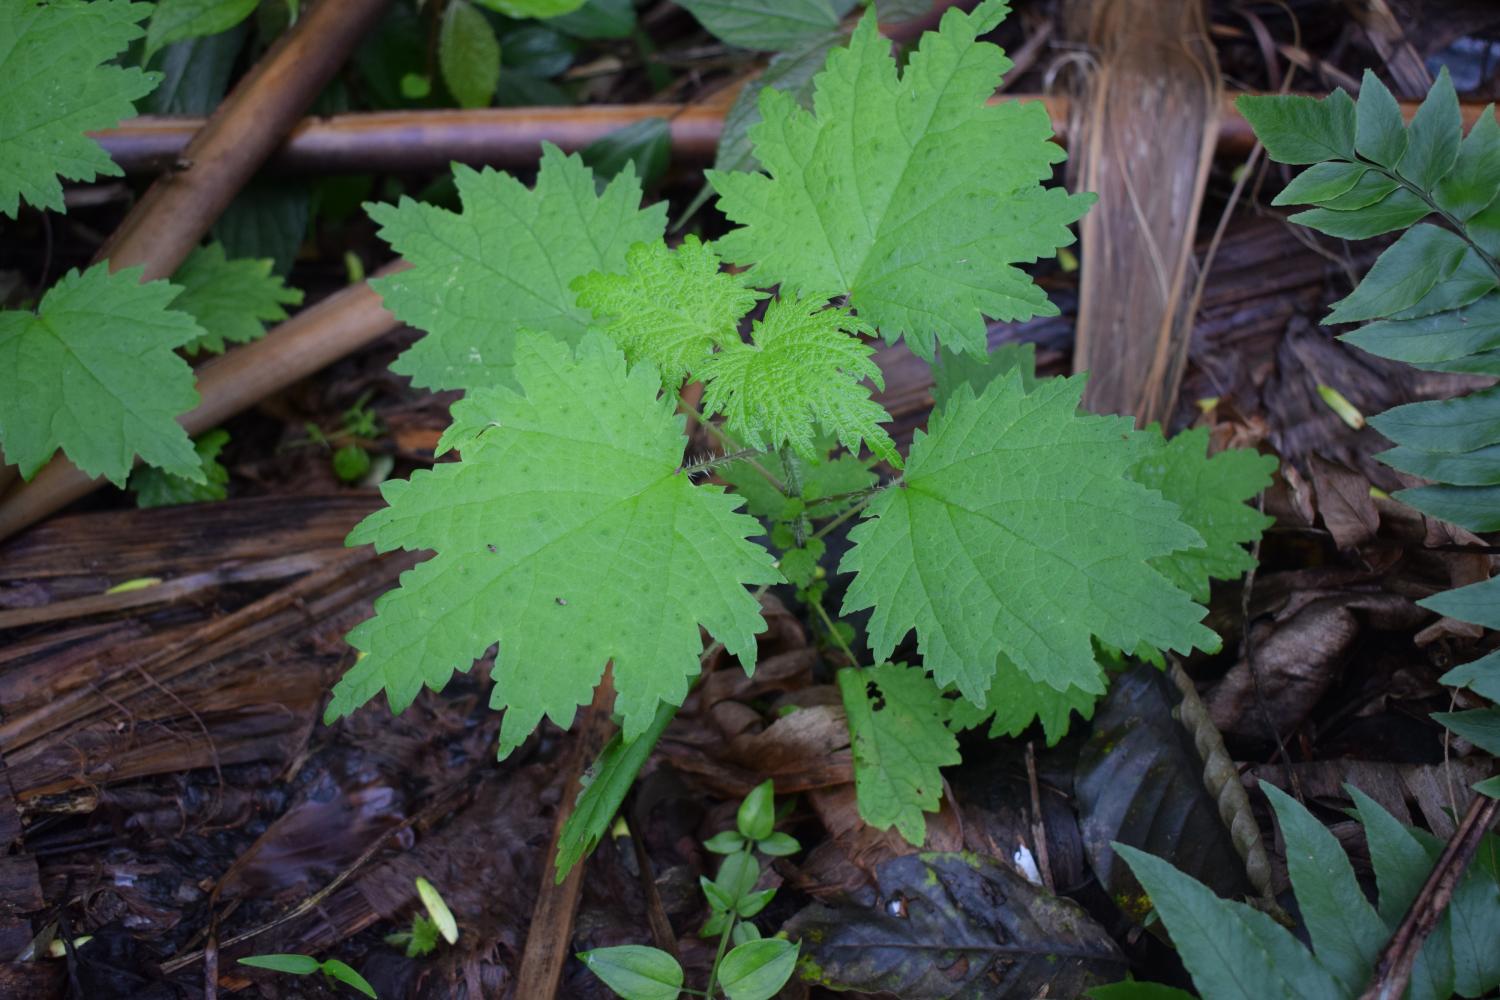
left=0, top=0, right=159, bottom=217
left=1370, top=384, right=1500, bottom=454
left=170, top=243, right=304, bottom=354
left=144, top=0, right=258, bottom=63
left=1126, top=426, right=1276, bottom=604
left=1343, top=296, right=1500, bottom=365
left=1263, top=784, right=1385, bottom=993
left=699, top=296, right=899, bottom=466
left=1114, top=843, right=1343, bottom=1000
left=837, top=663, right=961, bottom=844
left=839, top=371, right=1215, bottom=704
left=440, top=0, right=501, bottom=110
left=1289, top=189, right=1430, bottom=238
left=328, top=334, right=778, bottom=757
left=709, top=2, right=1091, bottom=358
left=1398, top=66, right=1461, bottom=192
left=130, top=429, right=230, bottom=508
left=578, top=945, right=684, bottom=1000
left=1356, top=69, right=1408, bottom=168
left=1395, top=483, right=1500, bottom=532
left=1435, top=104, right=1500, bottom=220
left=1379, top=442, right=1500, bottom=485
left=1326, top=224, right=1470, bottom=325
left=572, top=236, right=762, bottom=387
left=718, top=938, right=799, bottom=1000
left=1235, top=90, right=1356, bottom=164
left=932, top=341, right=1039, bottom=411
left=368, top=145, right=666, bottom=391
left=1270, top=161, right=1368, bottom=206
left=712, top=32, right=842, bottom=180
left=0, top=263, right=204, bottom=486
left=945, top=652, right=1102, bottom=745
left=679, top=0, right=839, bottom=51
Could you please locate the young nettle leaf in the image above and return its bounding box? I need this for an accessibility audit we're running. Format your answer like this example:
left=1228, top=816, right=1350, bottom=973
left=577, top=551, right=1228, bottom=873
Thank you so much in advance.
left=708, top=0, right=1092, bottom=358
left=837, top=662, right=961, bottom=844
left=840, top=370, right=1216, bottom=704
left=572, top=235, right=764, bottom=388
left=0, top=263, right=205, bottom=486
left=327, top=334, right=779, bottom=757
left=699, top=296, right=899, bottom=466
left=0, top=0, right=159, bottom=218
left=1126, top=426, right=1277, bottom=604
left=367, top=145, right=666, bottom=391
left=171, top=243, right=304, bottom=355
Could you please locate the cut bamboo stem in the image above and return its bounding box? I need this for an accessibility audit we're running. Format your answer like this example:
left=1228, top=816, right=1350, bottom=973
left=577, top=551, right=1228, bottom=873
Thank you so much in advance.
left=91, top=97, right=1498, bottom=176
left=94, top=0, right=391, bottom=280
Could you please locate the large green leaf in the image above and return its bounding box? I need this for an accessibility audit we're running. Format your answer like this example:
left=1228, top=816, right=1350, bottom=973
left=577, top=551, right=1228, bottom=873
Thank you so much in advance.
left=328, top=334, right=779, bottom=756
left=0, top=0, right=159, bottom=217
left=709, top=1, right=1091, bottom=358
left=1235, top=89, right=1356, bottom=164
left=368, top=144, right=666, bottom=391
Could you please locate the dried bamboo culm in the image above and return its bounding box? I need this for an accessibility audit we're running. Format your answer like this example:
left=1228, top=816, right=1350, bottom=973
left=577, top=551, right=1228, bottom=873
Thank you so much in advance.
left=1066, top=0, right=1221, bottom=425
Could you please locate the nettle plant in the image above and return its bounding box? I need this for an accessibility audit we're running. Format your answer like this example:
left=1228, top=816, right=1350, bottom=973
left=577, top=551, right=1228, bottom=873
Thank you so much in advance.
left=327, top=0, right=1278, bottom=861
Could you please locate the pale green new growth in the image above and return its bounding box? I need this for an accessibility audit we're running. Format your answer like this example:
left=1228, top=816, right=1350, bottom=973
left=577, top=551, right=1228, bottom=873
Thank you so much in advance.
left=1128, top=426, right=1277, bottom=603
left=572, top=236, right=763, bottom=388
left=708, top=0, right=1092, bottom=358
left=699, top=296, right=899, bottom=466
left=0, top=0, right=159, bottom=217
left=838, top=662, right=961, bottom=843
left=328, top=334, right=780, bottom=757
left=0, top=263, right=205, bottom=486
left=368, top=144, right=666, bottom=391
left=840, top=371, right=1216, bottom=703
left=171, top=243, right=304, bottom=355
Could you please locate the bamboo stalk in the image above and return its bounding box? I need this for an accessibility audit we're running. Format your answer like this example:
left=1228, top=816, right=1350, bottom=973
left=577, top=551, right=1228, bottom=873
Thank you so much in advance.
left=94, top=0, right=391, bottom=280
left=0, top=266, right=404, bottom=543
left=91, top=97, right=1499, bottom=176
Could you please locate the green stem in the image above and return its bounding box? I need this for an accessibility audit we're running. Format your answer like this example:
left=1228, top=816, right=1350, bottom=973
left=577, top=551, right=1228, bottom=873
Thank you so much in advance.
left=810, top=591, right=860, bottom=667
left=810, top=489, right=883, bottom=542
left=1361, top=160, right=1500, bottom=282
left=679, top=447, right=763, bottom=477
left=703, top=910, right=738, bottom=999
left=686, top=407, right=788, bottom=494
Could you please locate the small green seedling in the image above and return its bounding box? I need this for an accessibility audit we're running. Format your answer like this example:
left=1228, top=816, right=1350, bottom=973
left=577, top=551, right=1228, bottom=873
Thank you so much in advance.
left=237, top=953, right=377, bottom=998
left=298, top=390, right=387, bottom=484
left=385, top=876, right=460, bottom=957
left=579, top=780, right=801, bottom=1000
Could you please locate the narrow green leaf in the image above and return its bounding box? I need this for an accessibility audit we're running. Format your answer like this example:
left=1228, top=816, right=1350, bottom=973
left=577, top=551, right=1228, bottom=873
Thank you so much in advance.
left=1236, top=90, right=1356, bottom=164
left=239, top=954, right=320, bottom=975
left=1435, top=104, right=1500, bottom=220
left=1326, top=224, right=1470, bottom=325
left=1378, top=442, right=1500, bottom=486
left=1440, top=649, right=1500, bottom=702
left=1391, top=252, right=1499, bottom=321
left=1432, top=708, right=1500, bottom=755
left=715, top=851, right=761, bottom=903
left=1370, top=384, right=1500, bottom=454
left=717, top=938, right=799, bottom=1000
left=755, top=832, right=801, bottom=857
left=440, top=0, right=501, bottom=109
left=1271, top=161, right=1368, bottom=206
left=1355, top=70, right=1408, bottom=167
left=319, top=959, right=378, bottom=999
left=1398, top=67, right=1461, bottom=191
left=1395, top=483, right=1500, bottom=532
left=1113, top=843, right=1342, bottom=1000
left=1475, top=775, right=1500, bottom=798
left=578, top=945, right=684, bottom=1000
left=415, top=878, right=458, bottom=944
left=1262, top=784, right=1385, bottom=993
left=704, top=830, right=747, bottom=854
left=1290, top=189, right=1429, bottom=238
left=1344, top=297, right=1500, bottom=365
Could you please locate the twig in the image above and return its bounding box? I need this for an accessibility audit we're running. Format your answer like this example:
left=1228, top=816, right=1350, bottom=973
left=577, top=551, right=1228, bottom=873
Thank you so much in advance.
left=1357, top=793, right=1500, bottom=1000
left=94, top=0, right=392, bottom=280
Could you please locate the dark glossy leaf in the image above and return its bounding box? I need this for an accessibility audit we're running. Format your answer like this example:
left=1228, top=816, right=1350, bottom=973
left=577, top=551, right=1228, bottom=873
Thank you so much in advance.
left=1290, top=188, right=1429, bottom=238
left=1370, top=384, right=1500, bottom=453
left=1395, top=483, right=1500, bottom=532
left=581, top=117, right=671, bottom=188
left=1326, top=224, right=1469, bottom=324
left=784, top=852, right=1124, bottom=998
left=1399, top=67, right=1461, bottom=191
left=578, top=945, right=684, bottom=1000
left=146, top=26, right=245, bottom=115
left=719, top=938, right=799, bottom=1000
left=1236, top=91, right=1356, bottom=164
left=1271, top=161, right=1368, bottom=206
left=1379, top=442, right=1500, bottom=485
left=1075, top=666, right=1251, bottom=909
left=556, top=702, right=675, bottom=880
left=440, top=0, right=501, bottom=109
left=498, top=23, right=576, bottom=78
left=1435, top=104, right=1500, bottom=220
left=1355, top=70, right=1408, bottom=167
left=213, top=180, right=309, bottom=276
left=550, top=0, right=634, bottom=39
left=1441, top=649, right=1500, bottom=702
left=1263, top=784, right=1384, bottom=993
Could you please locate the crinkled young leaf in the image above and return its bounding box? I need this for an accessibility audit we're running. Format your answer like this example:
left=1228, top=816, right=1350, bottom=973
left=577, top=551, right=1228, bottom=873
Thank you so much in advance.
left=1126, top=426, right=1276, bottom=604
left=840, top=371, right=1215, bottom=704
left=709, top=1, right=1091, bottom=359
left=328, top=334, right=778, bottom=757
left=368, top=144, right=666, bottom=391
left=171, top=243, right=304, bottom=354
left=699, top=296, right=899, bottom=466
left=0, top=263, right=204, bottom=486
left=837, top=663, right=961, bottom=844
left=0, top=0, right=159, bottom=217
left=572, top=235, right=763, bottom=387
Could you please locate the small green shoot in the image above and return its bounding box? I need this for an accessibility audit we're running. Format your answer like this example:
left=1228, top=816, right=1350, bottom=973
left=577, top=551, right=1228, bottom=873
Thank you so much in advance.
left=238, top=953, right=377, bottom=998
